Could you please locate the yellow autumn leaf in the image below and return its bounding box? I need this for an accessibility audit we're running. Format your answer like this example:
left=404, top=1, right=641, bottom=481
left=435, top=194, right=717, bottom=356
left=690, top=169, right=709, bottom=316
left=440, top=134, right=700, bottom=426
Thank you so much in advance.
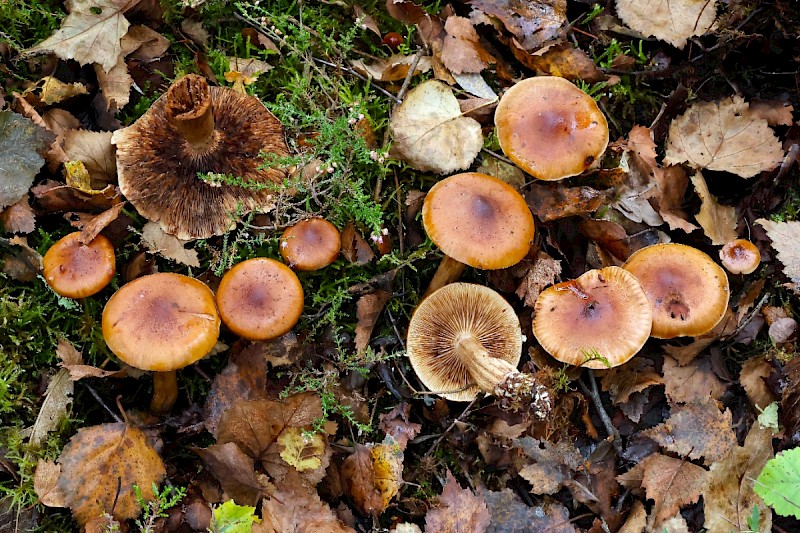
left=277, top=427, right=326, bottom=472
left=370, top=437, right=404, bottom=510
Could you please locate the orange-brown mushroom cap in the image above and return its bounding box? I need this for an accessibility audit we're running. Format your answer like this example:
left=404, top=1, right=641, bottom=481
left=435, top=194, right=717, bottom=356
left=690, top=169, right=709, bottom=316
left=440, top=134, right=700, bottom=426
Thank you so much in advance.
left=43, top=232, right=115, bottom=299
left=216, top=258, right=304, bottom=341
left=495, top=76, right=609, bottom=181
left=623, top=243, right=730, bottom=339
left=280, top=218, right=341, bottom=271
left=102, top=273, right=220, bottom=371
left=533, top=266, right=652, bottom=369
left=406, top=283, right=522, bottom=401
left=720, top=239, right=761, bottom=275
left=112, top=74, right=289, bottom=240
left=422, top=172, right=535, bottom=270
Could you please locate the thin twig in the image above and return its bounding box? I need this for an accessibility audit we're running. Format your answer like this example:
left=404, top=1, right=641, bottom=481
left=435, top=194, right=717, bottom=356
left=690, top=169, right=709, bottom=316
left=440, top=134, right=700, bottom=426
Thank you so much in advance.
left=579, top=370, right=623, bottom=456
left=423, top=398, right=479, bottom=458
left=83, top=383, right=123, bottom=423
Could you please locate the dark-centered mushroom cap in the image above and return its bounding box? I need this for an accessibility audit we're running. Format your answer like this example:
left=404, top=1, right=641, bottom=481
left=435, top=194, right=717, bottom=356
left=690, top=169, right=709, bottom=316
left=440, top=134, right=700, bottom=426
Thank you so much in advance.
left=112, top=74, right=289, bottom=240
left=533, top=266, right=652, bottom=369
left=102, top=273, right=220, bottom=371
left=624, top=243, right=730, bottom=339
left=280, top=218, right=341, bottom=271
left=406, top=283, right=522, bottom=401
left=216, top=258, right=304, bottom=341
left=495, top=76, right=609, bottom=181
left=422, top=172, right=535, bottom=270
left=720, top=239, right=761, bottom=275
left=43, top=232, right=115, bottom=299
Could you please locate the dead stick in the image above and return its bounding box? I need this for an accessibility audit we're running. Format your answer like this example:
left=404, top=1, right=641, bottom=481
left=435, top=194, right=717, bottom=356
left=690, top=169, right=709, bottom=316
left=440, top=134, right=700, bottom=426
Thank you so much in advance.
left=579, top=369, right=623, bottom=456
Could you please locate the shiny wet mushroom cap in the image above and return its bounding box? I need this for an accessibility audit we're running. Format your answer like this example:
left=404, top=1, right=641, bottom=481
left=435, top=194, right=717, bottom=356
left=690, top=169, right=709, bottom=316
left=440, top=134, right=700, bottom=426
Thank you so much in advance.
left=216, top=258, right=304, bottom=341
left=43, top=232, right=115, bottom=299
left=112, top=74, right=289, bottom=240
left=720, top=239, right=760, bottom=275
left=624, top=243, right=730, bottom=339
left=533, top=266, right=652, bottom=369
left=495, top=76, right=609, bottom=181
left=280, top=218, right=341, bottom=271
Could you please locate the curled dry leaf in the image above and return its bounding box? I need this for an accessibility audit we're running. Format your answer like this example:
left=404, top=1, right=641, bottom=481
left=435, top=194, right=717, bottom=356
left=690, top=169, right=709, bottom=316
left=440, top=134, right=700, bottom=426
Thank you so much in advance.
left=739, top=356, right=777, bottom=410
left=513, top=41, right=605, bottom=82
left=690, top=172, right=737, bottom=245
left=642, top=399, right=736, bottom=465
left=702, top=421, right=773, bottom=533
left=1, top=196, right=36, bottom=234
left=340, top=443, right=384, bottom=516
left=515, top=251, right=562, bottom=308
left=2, top=235, right=43, bottom=281
left=351, top=54, right=432, bottom=82
left=38, top=76, right=89, bottom=105
left=378, top=403, right=421, bottom=451
left=0, top=111, right=53, bottom=210
left=62, top=130, right=117, bottom=187
left=370, top=438, right=404, bottom=513
left=615, top=0, right=717, bottom=49
left=469, top=0, right=567, bottom=51
left=440, top=16, right=494, bottom=75
left=756, top=219, right=800, bottom=283
left=355, top=286, right=393, bottom=355
left=78, top=202, right=126, bottom=244
left=749, top=99, right=795, bottom=127
left=388, top=80, right=483, bottom=174
left=425, top=471, right=490, bottom=533
left=25, top=0, right=133, bottom=73
left=195, top=441, right=271, bottom=506
left=525, top=181, right=615, bottom=222
left=28, top=339, right=80, bottom=446
left=600, top=356, right=663, bottom=406
left=142, top=221, right=200, bottom=267
left=56, top=422, right=167, bottom=525
left=665, top=96, right=784, bottom=178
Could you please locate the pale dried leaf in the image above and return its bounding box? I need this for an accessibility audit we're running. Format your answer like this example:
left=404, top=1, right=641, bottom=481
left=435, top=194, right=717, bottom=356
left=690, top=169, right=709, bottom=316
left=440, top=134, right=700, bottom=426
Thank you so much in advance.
left=62, top=130, right=116, bottom=185
left=756, top=219, right=800, bottom=283
left=39, top=76, right=89, bottom=105
left=739, top=356, right=776, bottom=409
left=615, top=0, right=717, bottom=48
left=749, top=99, right=794, bottom=127
left=94, top=62, right=133, bottom=110
left=29, top=369, right=73, bottom=446
left=481, top=488, right=575, bottom=533
left=617, top=500, right=646, bottom=533
left=425, top=471, right=490, bottom=533
left=34, top=460, right=67, bottom=507
left=389, top=80, right=483, bottom=174
left=142, top=221, right=200, bottom=267
left=0, top=111, right=52, bottom=210
left=691, top=172, right=737, bottom=245
left=353, top=5, right=381, bottom=37
left=515, top=251, right=561, bottom=307
left=453, top=73, right=497, bottom=100
left=26, top=0, right=133, bottom=73
left=703, top=422, right=773, bottom=533
left=662, top=355, right=726, bottom=404
left=665, top=96, right=784, bottom=177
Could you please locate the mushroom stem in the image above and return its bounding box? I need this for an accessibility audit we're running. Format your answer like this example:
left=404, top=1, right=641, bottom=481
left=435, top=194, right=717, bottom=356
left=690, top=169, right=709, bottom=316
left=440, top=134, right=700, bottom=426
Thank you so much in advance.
left=454, top=333, right=552, bottom=418
left=164, top=74, right=216, bottom=152
left=423, top=255, right=467, bottom=298
left=151, top=371, right=179, bottom=413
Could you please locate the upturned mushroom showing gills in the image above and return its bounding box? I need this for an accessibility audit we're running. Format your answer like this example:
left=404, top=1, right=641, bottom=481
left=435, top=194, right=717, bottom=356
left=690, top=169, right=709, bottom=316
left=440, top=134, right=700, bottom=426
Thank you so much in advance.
left=533, top=267, right=652, bottom=369
left=407, top=283, right=551, bottom=417
left=623, top=243, right=730, bottom=339
left=102, top=273, right=221, bottom=412
left=112, top=74, right=289, bottom=240
left=216, top=258, right=304, bottom=341
left=43, top=232, right=115, bottom=299
left=720, top=239, right=761, bottom=275
left=280, top=218, right=341, bottom=271
left=495, top=76, right=609, bottom=181
left=421, top=172, right=535, bottom=297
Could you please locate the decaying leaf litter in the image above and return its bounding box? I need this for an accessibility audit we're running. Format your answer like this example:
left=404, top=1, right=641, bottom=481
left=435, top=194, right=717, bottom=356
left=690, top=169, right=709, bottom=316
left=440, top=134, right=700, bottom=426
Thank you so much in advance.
left=1, top=0, right=799, bottom=531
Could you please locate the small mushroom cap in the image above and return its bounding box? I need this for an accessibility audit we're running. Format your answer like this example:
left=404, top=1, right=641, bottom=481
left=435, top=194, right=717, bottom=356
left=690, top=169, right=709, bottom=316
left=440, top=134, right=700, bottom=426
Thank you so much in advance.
left=533, top=266, right=652, bottom=369
left=624, top=243, right=730, bottom=339
left=113, top=75, right=289, bottom=240
left=422, top=172, right=535, bottom=270
left=216, top=258, right=304, bottom=341
left=102, top=273, right=220, bottom=371
left=43, top=232, right=115, bottom=299
left=495, top=76, right=609, bottom=181
left=406, top=283, right=522, bottom=401
left=720, top=239, right=761, bottom=275
left=280, top=218, right=341, bottom=271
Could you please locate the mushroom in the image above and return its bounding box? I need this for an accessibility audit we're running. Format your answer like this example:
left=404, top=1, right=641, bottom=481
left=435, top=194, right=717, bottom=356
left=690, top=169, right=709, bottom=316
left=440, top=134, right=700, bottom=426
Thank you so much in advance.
left=43, top=232, right=115, bottom=298
left=533, top=266, right=652, bottom=369
left=407, top=283, right=551, bottom=417
left=719, top=239, right=761, bottom=275
left=112, top=74, right=289, bottom=240
left=421, top=172, right=535, bottom=297
left=102, top=272, right=220, bottom=412
left=216, top=258, right=304, bottom=341
left=280, top=218, right=341, bottom=271
left=495, top=76, right=609, bottom=181
left=623, top=243, right=730, bottom=339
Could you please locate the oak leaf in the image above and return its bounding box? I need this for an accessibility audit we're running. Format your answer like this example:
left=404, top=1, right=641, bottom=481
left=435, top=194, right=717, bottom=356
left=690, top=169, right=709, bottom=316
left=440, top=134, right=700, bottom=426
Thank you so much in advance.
left=56, top=422, right=166, bottom=525
left=665, top=96, right=784, bottom=178
left=615, top=0, right=717, bottom=49
left=425, top=471, right=490, bottom=533
left=26, top=0, right=137, bottom=73
left=389, top=80, right=483, bottom=174
left=756, top=219, right=800, bottom=283
left=691, top=172, right=737, bottom=245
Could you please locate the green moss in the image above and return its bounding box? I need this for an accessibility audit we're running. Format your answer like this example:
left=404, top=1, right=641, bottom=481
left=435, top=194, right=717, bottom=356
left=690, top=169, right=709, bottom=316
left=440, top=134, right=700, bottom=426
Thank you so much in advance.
left=0, top=0, right=64, bottom=51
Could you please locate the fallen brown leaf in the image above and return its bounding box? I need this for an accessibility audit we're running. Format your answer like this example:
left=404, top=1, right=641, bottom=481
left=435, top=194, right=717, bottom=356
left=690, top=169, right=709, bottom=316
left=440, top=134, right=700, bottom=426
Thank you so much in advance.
left=756, top=219, right=800, bottom=283
left=515, top=251, right=561, bottom=307
left=513, top=41, right=605, bottom=82
left=195, top=442, right=271, bottom=506
left=378, top=403, right=421, bottom=451
left=739, top=356, right=777, bottom=410
left=425, top=471, right=490, bottom=533
left=440, top=16, right=494, bottom=75
left=653, top=165, right=698, bottom=233
left=62, top=130, right=117, bottom=187
left=355, top=288, right=393, bottom=355
left=662, top=354, right=726, bottom=404
left=469, top=0, right=567, bottom=51
left=351, top=54, right=432, bottom=82
left=141, top=221, right=200, bottom=267
left=515, top=437, right=583, bottom=495
left=340, top=443, right=384, bottom=516
left=1, top=196, right=36, bottom=234
left=34, top=459, right=67, bottom=508
left=525, top=181, right=615, bottom=222
left=481, top=488, right=575, bottom=533
left=38, top=76, right=88, bottom=105
left=78, top=202, right=125, bottom=244
left=748, top=99, right=794, bottom=127
left=341, top=222, right=375, bottom=265
left=615, top=0, right=717, bottom=49
left=600, top=356, right=663, bottom=406
left=691, top=172, right=737, bottom=245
